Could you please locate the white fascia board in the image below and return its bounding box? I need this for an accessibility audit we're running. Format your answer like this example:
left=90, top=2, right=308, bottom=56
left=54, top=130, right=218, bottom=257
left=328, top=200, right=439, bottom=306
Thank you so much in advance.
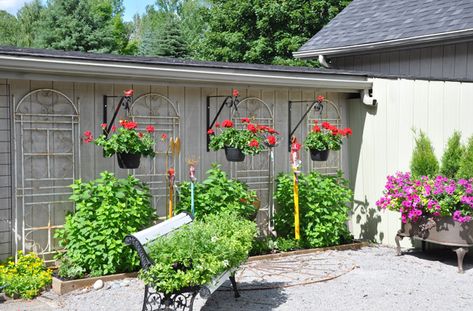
left=0, top=55, right=371, bottom=91
left=294, top=28, right=473, bottom=58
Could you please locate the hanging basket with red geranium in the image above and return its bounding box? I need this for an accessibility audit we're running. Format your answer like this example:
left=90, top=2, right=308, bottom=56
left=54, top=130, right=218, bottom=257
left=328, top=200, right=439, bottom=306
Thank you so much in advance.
left=207, top=118, right=279, bottom=161
left=303, top=121, right=352, bottom=161
left=83, top=120, right=156, bottom=168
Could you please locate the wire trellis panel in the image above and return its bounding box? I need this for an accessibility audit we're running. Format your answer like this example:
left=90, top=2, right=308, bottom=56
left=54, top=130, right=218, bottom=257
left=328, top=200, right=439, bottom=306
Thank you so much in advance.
left=129, top=93, right=180, bottom=219
left=14, top=89, right=79, bottom=262
left=231, top=97, right=275, bottom=235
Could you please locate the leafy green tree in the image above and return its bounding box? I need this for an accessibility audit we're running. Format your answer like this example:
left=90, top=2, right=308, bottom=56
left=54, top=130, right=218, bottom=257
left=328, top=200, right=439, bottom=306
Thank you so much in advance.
left=440, top=131, right=463, bottom=178
left=410, top=130, right=439, bottom=178
left=457, top=135, right=473, bottom=179
left=35, top=0, right=128, bottom=53
left=195, top=0, right=351, bottom=65
left=0, top=11, right=19, bottom=46
left=16, top=0, right=44, bottom=47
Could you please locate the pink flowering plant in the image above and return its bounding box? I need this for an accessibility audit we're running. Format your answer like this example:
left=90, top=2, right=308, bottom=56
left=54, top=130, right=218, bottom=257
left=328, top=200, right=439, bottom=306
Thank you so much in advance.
left=84, top=120, right=156, bottom=157
left=208, top=118, right=279, bottom=155
left=376, top=172, right=473, bottom=224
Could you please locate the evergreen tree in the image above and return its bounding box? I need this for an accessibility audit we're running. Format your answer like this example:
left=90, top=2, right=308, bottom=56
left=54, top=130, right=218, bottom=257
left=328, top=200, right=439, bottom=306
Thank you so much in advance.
left=440, top=131, right=463, bottom=178
left=457, top=135, right=473, bottom=179
left=155, top=16, right=188, bottom=58
left=410, top=130, right=439, bottom=178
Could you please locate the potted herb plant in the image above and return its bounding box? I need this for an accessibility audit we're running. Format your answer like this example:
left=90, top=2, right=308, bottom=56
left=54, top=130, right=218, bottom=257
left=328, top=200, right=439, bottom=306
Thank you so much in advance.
left=208, top=118, right=278, bottom=162
left=303, top=121, right=352, bottom=161
left=83, top=120, right=156, bottom=169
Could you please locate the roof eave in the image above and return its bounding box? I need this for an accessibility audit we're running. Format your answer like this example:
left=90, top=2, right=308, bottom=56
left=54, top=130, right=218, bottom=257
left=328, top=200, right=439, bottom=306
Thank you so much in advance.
left=0, top=54, right=372, bottom=91
left=294, top=28, right=473, bottom=58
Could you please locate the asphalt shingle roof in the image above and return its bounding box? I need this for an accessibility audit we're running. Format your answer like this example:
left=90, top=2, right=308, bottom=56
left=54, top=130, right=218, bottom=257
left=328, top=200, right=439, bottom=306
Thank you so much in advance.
left=0, top=46, right=368, bottom=77
left=298, top=0, right=473, bottom=54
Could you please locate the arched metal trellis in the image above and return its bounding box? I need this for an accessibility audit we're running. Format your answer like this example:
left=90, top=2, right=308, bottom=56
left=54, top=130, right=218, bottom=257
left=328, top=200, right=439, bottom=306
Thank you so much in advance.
left=14, top=89, right=79, bottom=262
left=231, top=97, right=275, bottom=234
left=129, top=93, right=180, bottom=219
left=306, top=99, right=342, bottom=175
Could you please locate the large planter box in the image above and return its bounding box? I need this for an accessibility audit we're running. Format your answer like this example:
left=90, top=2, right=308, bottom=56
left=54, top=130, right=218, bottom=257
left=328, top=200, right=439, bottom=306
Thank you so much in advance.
left=52, top=272, right=138, bottom=295
left=395, top=217, right=473, bottom=273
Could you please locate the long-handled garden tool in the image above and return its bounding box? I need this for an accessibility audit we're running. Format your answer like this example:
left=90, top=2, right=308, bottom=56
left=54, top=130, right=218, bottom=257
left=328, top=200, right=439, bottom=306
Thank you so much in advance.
left=290, top=136, right=302, bottom=240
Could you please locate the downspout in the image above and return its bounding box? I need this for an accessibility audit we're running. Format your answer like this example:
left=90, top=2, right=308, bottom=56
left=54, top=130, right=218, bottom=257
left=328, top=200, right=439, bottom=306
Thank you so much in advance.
left=318, top=55, right=330, bottom=68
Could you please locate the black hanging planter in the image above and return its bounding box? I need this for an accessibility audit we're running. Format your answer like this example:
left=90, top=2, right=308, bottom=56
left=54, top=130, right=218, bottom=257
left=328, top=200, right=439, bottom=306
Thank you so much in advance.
left=224, top=147, right=245, bottom=162
left=117, top=153, right=141, bottom=169
left=310, top=149, right=329, bottom=161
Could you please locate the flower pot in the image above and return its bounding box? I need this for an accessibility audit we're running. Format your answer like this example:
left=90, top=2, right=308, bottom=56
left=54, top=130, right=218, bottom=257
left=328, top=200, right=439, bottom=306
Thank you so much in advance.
left=117, top=153, right=141, bottom=169
left=224, top=147, right=245, bottom=162
left=309, top=149, right=329, bottom=161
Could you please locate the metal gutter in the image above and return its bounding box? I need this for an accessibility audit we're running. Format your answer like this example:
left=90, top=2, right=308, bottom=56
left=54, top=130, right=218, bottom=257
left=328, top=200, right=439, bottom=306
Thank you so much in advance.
left=294, top=28, right=473, bottom=58
left=0, top=54, right=372, bottom=91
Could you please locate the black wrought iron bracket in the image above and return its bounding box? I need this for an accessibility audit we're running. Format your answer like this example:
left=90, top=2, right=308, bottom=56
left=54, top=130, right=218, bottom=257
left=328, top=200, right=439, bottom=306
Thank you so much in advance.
left=206, top=95, right=239, bottom=151
left=103, top=90, right=134, bottom=138
left=287, top=100, right=323, bottom=152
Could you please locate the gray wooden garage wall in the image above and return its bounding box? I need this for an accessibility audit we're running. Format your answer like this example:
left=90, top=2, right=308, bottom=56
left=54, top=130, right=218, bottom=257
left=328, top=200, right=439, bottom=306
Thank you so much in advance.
left=0, top=81, right=12, bottom=259
left=1, top=78, right=350, bottom=259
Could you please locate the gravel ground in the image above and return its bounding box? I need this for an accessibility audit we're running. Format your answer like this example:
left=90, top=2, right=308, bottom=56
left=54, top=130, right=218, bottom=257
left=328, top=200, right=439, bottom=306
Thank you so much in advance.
left=3, top=245, right=473, bottom=311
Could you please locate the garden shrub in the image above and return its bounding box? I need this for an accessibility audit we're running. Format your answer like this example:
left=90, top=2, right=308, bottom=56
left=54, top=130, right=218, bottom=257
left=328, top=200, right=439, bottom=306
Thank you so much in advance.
left=457, top=135, right=473, bottom=179
left=56, top=172, right=155, bottom=277
left=0, top=251, right=52, bottom=299
left=175, top=164, right=257, bottom=219
left=139, top=212, right=256, bottom=294
left=274, top=171, right=352, bottom=248
left=410, top=130, right=438, bottom=178
left=440, top=131, right=463, bottom=178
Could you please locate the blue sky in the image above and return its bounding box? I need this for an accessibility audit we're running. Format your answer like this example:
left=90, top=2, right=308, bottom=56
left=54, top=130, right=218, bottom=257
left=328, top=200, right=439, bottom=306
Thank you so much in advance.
left=0, top=0, right=155, bottom=21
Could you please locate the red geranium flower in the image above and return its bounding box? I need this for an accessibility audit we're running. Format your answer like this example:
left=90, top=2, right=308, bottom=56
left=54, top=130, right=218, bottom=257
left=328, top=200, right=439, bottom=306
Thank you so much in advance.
left=249, top=139, right=259, bottom=148
left=313, top=125, right=321, bottom=133
left=168, top=167, right=175, bottom=176
left=215, top=122, right=220, bottom=128
left=207, top=129, right=214, bottom=135
left=101, top=123, right=107, bottom=129
left=232, top=89, right=239, bottom=97
left=161, top=133, right=168, bottom=141
left=241, top=117, right=250, bottom=123
left=222, top=119, right=233, bottom=128
left=123, top=121, right=137, bottom=130
left=322, top=122, right=331, bottom=129
left=146, top=125, right=155, bottom=133
left=345, top=128, right=353, bottom=136
left=138, top=132, right=144, bottom=138
left=267, top=135, right=277, bottom=146
left=247, top=124, right=257, bottom=133
left=84, top=131, right=92, bottom=137
left=111, top=125, right=117, bottom=132
left=316, top=95, right=325, bottom=103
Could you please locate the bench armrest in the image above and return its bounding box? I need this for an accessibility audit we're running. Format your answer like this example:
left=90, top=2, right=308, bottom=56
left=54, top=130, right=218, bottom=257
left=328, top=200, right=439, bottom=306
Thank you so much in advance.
left=199, top=268, right=237, bottom=298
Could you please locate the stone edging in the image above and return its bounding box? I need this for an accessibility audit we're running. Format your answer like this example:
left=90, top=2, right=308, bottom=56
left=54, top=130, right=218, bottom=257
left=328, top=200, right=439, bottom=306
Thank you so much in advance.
left=52, top=272, right=138, bottom=295
left=247, top=241, right=370, bottom=262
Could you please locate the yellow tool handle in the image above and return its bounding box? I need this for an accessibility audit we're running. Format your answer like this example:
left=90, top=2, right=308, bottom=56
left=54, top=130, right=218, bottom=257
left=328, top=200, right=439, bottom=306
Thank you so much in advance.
left=293, top=172, right=300, bottom=240
left=169, top=185, right=173, bottom=218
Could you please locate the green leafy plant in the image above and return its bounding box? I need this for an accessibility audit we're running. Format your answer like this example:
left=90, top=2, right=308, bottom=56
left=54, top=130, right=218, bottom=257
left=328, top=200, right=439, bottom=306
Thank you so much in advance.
left=274, top=171, right=352, bottom=248
left=440, top=131, right=463, bottom=178
left=410, top=129, right=439, bottom=178
left=55, top=172, right=156, bottom=277
left=208, top=117, right=278, bottom=155
left=84, top=120, right=156, bottom=157
left=0, top=251, right=52, bottom=299
left=175, top=164, right=258, bottom=219
left=457, top=135, right=473, bottom=179
left=139, top=212, right=256, bottom=294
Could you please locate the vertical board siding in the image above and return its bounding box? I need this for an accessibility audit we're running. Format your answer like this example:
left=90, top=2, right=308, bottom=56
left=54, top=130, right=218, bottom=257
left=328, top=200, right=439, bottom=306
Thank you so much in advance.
left=332, top=42, right=473, bottom=81
left=351, top=77, right=473, bottom=246
left=2, top=79, right=352, bottom=258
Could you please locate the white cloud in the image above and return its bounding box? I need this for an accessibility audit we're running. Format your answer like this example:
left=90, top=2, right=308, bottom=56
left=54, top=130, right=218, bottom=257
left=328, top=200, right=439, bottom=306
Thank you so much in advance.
left=0, top=0, right=33, bottom=14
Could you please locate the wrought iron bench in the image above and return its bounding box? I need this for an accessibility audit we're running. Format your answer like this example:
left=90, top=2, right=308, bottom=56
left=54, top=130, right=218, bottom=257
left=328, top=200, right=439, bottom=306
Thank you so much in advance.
left=124, top=212, right=240, bottom=311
